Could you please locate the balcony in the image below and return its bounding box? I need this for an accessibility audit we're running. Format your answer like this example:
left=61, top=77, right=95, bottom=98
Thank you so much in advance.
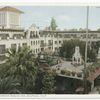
left=40, top=43, right=53, bottom=47
left=40, top=43, right=47, bottom=47
left=0, top=34, right=9, bottom=40
left=48, top=42, right=53, bottom=46
left=0, top=27, right=24, bottom=32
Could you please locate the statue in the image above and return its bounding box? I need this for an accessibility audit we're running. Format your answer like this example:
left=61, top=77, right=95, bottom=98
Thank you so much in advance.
left=72, top=46, right=82, bottom=66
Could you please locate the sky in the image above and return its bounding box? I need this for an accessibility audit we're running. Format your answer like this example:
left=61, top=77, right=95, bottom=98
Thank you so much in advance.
left=14, top=6, right=100, bottom=30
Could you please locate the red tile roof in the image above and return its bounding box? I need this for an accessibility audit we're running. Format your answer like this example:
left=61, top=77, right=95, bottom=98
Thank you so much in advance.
left=0, top=6, right=24, bottom=13
left=87, top=68, right=100, bottom=81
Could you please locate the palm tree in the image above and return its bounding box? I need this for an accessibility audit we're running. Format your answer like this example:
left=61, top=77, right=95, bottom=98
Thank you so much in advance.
left=50, top=17, right=57, bottom=30
left=41, top=71, right=56, bottom=94
left=1, top=46, right=39, bottom=93
left=0, top=76, right=21, bottom=94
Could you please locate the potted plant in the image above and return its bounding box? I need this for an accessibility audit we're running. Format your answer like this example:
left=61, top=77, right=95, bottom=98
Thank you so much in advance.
left=71, top=71, right=76, bottom=76
left=61, top=70, right=66, bottom=75
left=65, top=70, right=71, bottom=76
left=77, top=72, right=82, bottom=77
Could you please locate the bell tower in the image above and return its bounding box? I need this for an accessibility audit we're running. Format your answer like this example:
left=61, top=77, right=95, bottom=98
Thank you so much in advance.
left=0, top=6, right=23, bottom=29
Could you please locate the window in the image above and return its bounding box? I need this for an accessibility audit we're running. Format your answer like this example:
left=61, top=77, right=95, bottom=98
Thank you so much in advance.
left=55, top=47, right=57, bottom=50
left=0, top=45, right=6, bottom=54
left=18, top=43, right=20, bottom=47
left=55, top=41, right=57, bottom=44
left=11, top=44, right=16, bottom=49
left=32, top=41, right=34, bottom=45
left=34, top=41, right=35, bottom=45
left=22, top=43, right=27, bottom=46
left=0, top=34, right=9, bottom=40
left=34, top=50, right=35, bottom=54
left=36, top=41, right=37, bottom=45
left=41, top=40, right=44, bottom=44
left=0, top=44, right=6, bottom=61
left=36, top=34, right=38, bottom=38
left=36, top=49, right=37, bottom=53
left=48, top=35, right=50, bottom=37
left=59, top=41, right=61, bottom=44
left=41, top=48, right=44, bottom=51
left=48, top=47, right=51, bottom=50
left=30, top=31, right=35, bottom=38
left=31, top=41, right=32, bottom=45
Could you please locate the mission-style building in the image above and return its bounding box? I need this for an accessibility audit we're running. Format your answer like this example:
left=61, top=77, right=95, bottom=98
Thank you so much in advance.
left=0, top=6, right=100, bottom=62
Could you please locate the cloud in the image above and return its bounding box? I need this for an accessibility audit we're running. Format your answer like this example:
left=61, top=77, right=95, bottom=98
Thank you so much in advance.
left=56, top=15, right=71, bottom=22
left=32, top=12, right=46, bottom=18
left=53, top=15, right=71, bottom=30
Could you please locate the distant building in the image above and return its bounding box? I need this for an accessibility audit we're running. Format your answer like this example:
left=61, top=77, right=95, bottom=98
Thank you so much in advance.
left=0, top=6, right=25, bottom=61
left=0, top=6, right=100, bottom=62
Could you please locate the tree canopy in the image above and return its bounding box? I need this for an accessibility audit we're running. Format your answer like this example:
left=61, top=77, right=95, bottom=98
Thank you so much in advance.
left=50, top=17, right=57, bottom=30
left=0, top=46, right=39, bottom=93
left=0, top=46, right=56, bottom=94
left=59, top=39, right=99, bottom=62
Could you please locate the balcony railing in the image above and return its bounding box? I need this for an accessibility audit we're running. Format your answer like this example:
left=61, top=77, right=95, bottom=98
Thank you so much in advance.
left=40, top=42, right=53, bottom=47
left=48, top=42, right=53, bottom=46
left=40, top=43, right=47, bottom=47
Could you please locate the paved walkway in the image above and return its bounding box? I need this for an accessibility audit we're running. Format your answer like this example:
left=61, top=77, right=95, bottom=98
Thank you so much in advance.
left=51, top=61, right=91, bottom=73
left=51, top=61, right=100, bottom=81
left=51, top=61, right=86, bottom=80
left=89, top=86, right=100, bottom=94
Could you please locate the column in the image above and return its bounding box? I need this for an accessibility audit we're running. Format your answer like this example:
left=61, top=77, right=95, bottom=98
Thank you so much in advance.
left=91, top=80, right=94, bottom=91
left=6, top=12, right=9, bottom=28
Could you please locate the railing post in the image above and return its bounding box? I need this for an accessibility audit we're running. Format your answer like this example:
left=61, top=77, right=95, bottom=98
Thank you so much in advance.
left=91, top=80, right=94, bottom=91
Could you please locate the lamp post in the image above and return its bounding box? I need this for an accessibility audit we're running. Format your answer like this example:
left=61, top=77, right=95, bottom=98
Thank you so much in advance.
left=84, top=6, right=89, bottom=94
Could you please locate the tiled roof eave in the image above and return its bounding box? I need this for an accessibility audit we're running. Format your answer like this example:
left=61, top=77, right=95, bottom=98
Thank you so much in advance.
left=0, top=29, right=24, bottom=32
left=0, top=6, right=24, bottom=14
left=41, top=30, right=100, bottom=33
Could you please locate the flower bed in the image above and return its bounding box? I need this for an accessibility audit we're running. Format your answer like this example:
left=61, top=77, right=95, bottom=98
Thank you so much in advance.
left=65, top=71, right=71, bottom=76
left=60, top=70, right=71, bottom=76
left=61, top=70, right=66, bottom=75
